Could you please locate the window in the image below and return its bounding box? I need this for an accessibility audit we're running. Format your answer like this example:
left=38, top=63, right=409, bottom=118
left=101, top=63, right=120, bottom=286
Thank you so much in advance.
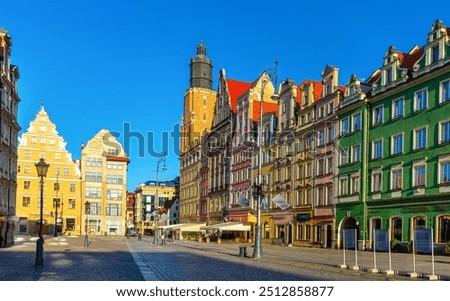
left=392, top=133, right=403, bottom=155
left=353, top=113, right=361, bottom=132
left=317, top=159, right=324, bottom=176
left=441, top=80, right=450, bottom=103
left=327, top=157, right=333, bottom=174
left=85, top=187, right=102, bottom=199
left=372, top=170, right=382, bottom=192
left=373, top=106, right=383, bottom=125
left=106, top=204, right=122, bottom=216
left=391, top=165, right=403, bottom=190
left=339, top=178, right=348, bottom=195
left=373, top=140, right=382, bottom=159
left=392, top=98, right=404, bottom=119
left=392, top=217, right=402, bottom=241
left=341, top=118, right=349, bottom=135
left=107, top=189, right=123, bottom=200
left=351, top=176, right=360, bottom=194
left=413, top=216, right=426, bottom=229
left=24, top=181, right=31, bottom=189
left=327, top=126, right=334, bottom=143
left=88, top=203, right=102, bottom=215
left=70, top=183, right=76, bottom=192
left=328, top=103, right=334, bottom=115
left=317, top=187, right=324, bottom=206
left=68, top=198, right=76, bottom=209
left=319, top=106, right=325, bottom=118
left=413, top=163, right=426, bottom=187
left=352, top=144, right=361, bottom=162
left=414, top=127, right=427, bottom=149
left=318, top=129, right=325, bottom=146
left=22, top=196, right=31, bottom=207
left=414, top=89, right=427, bottom=111
left=340, top=147, right=349, bottom=165
left=438, top=215, right=450, bottom=243
left=432, top=45, right=440, bottom=63
left=386, top=68, right=393, bottom=83
left=440, top=160, right=450, bottom=184
left=326, top=186, right=333, bottom=205
left=440, top=121, right=450, bottom=144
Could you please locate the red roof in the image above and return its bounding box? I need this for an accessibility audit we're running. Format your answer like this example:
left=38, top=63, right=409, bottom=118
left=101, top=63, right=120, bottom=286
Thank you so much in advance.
left=252, top=100, right=278, bottom=122
left=398, top=47, right=424, bottom=70
left=106, top=156, right=130, bottom=163
left=226, top=79, right=252, bottom=113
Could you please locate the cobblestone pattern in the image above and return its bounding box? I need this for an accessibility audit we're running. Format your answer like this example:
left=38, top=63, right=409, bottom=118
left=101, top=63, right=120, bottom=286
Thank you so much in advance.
left=0, top=235, right=144, bottom=281
left=2, top=235, right=449, bottom=281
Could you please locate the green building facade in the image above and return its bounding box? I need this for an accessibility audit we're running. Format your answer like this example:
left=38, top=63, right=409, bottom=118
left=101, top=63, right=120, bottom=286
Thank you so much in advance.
left=336, top=20, right=450, bottom=249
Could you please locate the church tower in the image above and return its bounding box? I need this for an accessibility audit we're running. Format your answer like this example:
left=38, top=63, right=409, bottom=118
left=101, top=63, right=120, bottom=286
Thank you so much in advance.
left=181, top=42, right=217, bottom=155
left=189, top=42, right=213, bottom=89
left=179, top=42, right=217, bottom=223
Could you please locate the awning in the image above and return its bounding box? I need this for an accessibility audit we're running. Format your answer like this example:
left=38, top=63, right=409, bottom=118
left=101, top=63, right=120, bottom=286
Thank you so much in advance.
left=157, top=223, right=206, bottom=232
left=170, top=223, right=205, bottom=232
left=201, top=222, right=251, bottom=232
left=157, top=224, right=186, bottom=230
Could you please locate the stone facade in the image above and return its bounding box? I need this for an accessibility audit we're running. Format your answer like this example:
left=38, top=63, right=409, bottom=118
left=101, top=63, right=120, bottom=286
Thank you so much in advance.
left=0, top=29, right=20, bottom=247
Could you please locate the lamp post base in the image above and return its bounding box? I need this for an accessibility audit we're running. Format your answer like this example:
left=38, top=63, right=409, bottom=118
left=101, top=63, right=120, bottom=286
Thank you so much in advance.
left=84, top=235, right=89, bottom=248
left=35, top=237, right=44, bottom=267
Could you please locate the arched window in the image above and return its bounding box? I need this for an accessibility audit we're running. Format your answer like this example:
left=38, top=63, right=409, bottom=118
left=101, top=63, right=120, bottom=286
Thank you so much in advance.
left=391, top=217, right=402, bottom=241
left=371, top=217, right=382, bottom=240
left=413, top=216, right=427, bottom=229
left=264, top=222, right=270, bottom=239
left=438, top=215, right=450, bottom=243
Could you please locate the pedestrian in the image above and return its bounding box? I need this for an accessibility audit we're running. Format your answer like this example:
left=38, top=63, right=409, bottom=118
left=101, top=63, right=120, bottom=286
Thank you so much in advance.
left=138, top=231, right=142, bottom=241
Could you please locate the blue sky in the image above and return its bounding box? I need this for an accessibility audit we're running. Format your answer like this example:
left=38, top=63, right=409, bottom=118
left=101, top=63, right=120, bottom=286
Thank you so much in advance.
left=1, top=0, right=448, bottom=190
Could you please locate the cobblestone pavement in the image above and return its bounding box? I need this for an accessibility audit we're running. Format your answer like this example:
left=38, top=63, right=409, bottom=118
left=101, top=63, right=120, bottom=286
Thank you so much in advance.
left=1, top=234, right=449, bottom=281
left=0, top=235, right=144, bottom=281
left=127, top=237, right=449, bottom=281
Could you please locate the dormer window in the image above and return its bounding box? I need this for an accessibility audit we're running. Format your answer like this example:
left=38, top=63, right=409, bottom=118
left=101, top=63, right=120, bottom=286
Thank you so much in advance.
left=386, top=68, right=393, bottom=83
left=432, top=45, right=440, bottom=63
left=303, top=92, right=309, bottom=106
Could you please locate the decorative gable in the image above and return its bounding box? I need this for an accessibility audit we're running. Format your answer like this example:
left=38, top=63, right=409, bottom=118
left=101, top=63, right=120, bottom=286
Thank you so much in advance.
left=413, top=19, right=450, bottom=76
left=321, top=65, right=339, bottom=97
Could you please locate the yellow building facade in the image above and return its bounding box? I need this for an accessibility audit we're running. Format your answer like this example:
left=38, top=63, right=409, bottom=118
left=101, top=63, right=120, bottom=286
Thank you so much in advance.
left=16, top=107, right=81, bottom=235
left=81, top=129, right=129, bottom=236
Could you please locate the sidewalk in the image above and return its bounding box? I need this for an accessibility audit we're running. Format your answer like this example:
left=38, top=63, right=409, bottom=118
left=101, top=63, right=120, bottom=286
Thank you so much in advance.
left=167, top=238, right=450, bottom=280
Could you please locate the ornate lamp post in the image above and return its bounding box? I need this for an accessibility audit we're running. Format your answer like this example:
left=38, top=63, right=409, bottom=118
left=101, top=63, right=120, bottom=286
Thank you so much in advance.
left=252, top=72, right=279, bottom=259
left=252, top=182, right=264, bottom=258
left=53, top=172, right=60, bottom=237
left=84, top=201, right=90, bottom=247
left=35, top=158, right=49, bottom=267
left=153, top=154, right=167, bottom=244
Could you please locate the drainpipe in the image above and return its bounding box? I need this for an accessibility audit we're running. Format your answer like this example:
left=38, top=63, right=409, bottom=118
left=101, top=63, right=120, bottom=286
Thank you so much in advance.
left=362, top=102, right=370, bottom=250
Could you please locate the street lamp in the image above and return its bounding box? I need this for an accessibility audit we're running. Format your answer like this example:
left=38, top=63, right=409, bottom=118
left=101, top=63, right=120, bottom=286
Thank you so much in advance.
left=53, top=172, right=60, bottom=237
left=84, top=201, right=90, bottom=247
left=35, top=158, right=49, bottom=267
left=252, top=72, right=279, bottom=259
left=153, top=154, right=167, bottom=245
